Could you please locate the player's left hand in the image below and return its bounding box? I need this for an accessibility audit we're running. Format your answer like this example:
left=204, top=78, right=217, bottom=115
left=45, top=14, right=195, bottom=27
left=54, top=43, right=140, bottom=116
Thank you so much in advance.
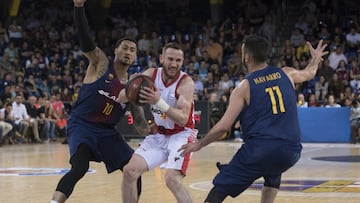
left=178, top=142, right=202, bottom=157
left=138, top=86, right=160, bottom=105
left=307, top=39, right=328, bottom=63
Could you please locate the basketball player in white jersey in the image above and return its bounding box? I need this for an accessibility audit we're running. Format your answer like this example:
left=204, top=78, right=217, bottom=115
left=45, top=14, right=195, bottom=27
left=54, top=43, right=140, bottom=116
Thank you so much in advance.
left=122, top=42, right=198, bottom=203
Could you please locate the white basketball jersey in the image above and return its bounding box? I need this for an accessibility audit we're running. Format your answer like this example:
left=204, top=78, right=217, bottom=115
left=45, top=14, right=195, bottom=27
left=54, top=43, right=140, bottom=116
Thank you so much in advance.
left=151, top=68, right=194, bottom=131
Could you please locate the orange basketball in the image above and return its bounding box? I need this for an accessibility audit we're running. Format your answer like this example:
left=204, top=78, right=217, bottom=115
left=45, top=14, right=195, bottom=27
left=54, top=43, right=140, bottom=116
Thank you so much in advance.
left=125, top=75, right=155, bottom=106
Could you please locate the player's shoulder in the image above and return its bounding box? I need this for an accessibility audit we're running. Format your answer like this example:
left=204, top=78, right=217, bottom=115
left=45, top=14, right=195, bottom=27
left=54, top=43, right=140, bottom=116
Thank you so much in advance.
left=280, top=66, right=297, bottom=80
left=281, top=66, right=295, bottom=73
left=142, top=67, right=157, bottom=78
left=179, top=73, right=194, bottom=88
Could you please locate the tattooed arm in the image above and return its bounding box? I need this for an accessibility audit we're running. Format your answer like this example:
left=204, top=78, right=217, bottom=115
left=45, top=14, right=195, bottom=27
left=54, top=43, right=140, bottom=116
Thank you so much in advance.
left=82, top=48, right=109, bottom=84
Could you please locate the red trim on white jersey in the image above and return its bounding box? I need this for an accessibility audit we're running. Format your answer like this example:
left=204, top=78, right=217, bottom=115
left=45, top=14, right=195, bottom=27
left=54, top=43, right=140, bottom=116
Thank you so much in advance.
left=152, top=68, right=195, bottom=135
left=152, top=68, right=157, bottom=81
left=181, top=134, right=197, bottom=175
left=175, top=74, right=188, bottom=99
left=161, top=69, right=181, bottom=88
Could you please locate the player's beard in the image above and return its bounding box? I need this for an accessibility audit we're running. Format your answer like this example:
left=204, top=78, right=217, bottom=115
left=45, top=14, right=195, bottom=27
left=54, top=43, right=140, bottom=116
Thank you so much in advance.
left=115, top=55, right=132, bottom=66
left=120, top=59, right=131, bottom=66
left=164, top=66, right=180, bottom=80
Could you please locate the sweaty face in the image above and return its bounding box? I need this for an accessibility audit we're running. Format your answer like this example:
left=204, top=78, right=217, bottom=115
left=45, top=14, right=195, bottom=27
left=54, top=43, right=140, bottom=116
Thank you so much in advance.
left=161, top=48, right=184, bottom=79
left=115, top=40, right=137, bottom=65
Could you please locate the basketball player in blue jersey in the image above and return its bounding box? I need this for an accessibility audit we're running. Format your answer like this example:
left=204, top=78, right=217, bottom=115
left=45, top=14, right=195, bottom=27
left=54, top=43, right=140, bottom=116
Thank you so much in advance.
left=179, top=35, right=328, bottom=203
left=50, top=0, right=150, bottom=202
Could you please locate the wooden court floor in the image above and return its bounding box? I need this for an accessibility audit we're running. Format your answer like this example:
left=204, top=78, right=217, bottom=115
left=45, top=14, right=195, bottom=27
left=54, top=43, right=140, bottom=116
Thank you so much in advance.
left=0, top=140, right=359, bottom=203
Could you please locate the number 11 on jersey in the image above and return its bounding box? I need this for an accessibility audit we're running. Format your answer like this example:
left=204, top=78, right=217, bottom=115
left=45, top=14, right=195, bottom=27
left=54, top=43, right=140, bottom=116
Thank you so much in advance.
left=265, top=86, right=285, bottom=114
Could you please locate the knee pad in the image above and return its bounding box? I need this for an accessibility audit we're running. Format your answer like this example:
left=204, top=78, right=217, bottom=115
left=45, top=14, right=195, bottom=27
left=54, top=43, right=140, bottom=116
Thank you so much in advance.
left=56, top=145, right=91, bottom=197
left=56, top=164, right=89, bottom=198
left=70, top=159, right=89, bottom=178
left=205, top=187, right=227, bottom=203
left=70, top=145, right=91, bottom=177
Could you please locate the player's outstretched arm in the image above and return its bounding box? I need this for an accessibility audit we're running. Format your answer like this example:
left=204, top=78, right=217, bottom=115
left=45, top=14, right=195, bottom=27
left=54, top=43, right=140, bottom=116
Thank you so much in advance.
left=178, top=79, right=248, bottom=156
left=283, top=40, right=328, bottom=84
left=73, top=0, right=108, bottom=83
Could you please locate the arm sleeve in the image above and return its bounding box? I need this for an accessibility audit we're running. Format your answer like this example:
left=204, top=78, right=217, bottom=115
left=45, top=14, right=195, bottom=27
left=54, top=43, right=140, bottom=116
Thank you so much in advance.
left=73, top=6, right=96, bottom=52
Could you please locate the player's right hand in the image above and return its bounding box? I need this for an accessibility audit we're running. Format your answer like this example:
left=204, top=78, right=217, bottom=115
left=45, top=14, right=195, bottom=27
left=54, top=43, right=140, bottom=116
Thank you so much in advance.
left=139, top=86, right=160, bottom=105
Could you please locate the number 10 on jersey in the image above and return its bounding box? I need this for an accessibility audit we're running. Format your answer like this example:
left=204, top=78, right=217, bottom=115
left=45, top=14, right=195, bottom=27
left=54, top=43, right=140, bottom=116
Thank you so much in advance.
left=102, top=102, right=114, bottom=116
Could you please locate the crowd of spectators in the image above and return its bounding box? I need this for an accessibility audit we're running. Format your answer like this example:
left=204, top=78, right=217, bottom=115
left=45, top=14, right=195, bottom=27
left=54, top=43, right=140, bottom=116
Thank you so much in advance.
left=286, top=0, right=360, bottom=143
left=0, top=0, right=360, bottom=144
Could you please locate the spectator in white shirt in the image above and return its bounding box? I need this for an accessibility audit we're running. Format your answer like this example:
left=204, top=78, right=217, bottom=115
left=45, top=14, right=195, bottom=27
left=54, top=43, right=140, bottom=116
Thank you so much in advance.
left=218, top=72, right=234, bottom=98
left=297, top=93, right=308, bottom=108
left=346, top=26, right=360, bottom=52
left=0, top=111, right=13, bottom=143
left=192, top=72, right=204, bottom=100
left=325, top=94, right=341, bottom=108
left=11, top=95, right=41, bottom=142
left=328, top=46, right=348, bottom=70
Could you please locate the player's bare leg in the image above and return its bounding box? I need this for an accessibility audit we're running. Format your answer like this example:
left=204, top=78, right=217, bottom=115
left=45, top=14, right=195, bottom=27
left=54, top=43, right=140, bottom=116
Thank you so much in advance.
left=51, top=191, right=67, bottom=203
left=165, top=169, right=193, bottom=203
left=122, top=154, right=148, bottom=203
left=261, top=186, right=278, bottom=203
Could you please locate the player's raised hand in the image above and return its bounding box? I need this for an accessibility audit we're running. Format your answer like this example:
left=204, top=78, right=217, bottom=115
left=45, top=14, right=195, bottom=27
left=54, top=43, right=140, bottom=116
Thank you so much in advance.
left=307, top=39, right=328, bottom=64
left=73, top=0, right=86, bottom=7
